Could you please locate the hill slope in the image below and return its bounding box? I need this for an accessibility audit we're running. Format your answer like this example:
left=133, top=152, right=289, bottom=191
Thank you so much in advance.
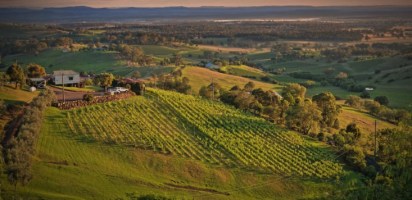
left=182, top=66, right=280, bottom=93
left=1, top=88, right=351, bottom=199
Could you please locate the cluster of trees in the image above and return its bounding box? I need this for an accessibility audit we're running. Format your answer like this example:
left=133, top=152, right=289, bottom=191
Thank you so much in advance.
left=330, top=126, right=412, bottom=199
left=116, top=44, right=154, bottom=66
left=0, top=36, right=75, bottom=58
left=150, top=69, right=191, bottom=94
left=345, top=95, right=411, bottom=124
left=199, top=82, right=341, bottom=136
left=1, top=63, right=48, bottom=89
left=321, top=43, right=412, bottom=61
left=2, top=89, right=55, bottom=188
left=289, top=70, right=369, bottom=93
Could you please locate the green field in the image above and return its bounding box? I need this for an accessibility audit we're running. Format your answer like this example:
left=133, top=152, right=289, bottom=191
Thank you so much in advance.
left=1, top=88, right=355, bottom=199
left=2, top=49, right=135, bottom=76
left=252, top=56, right=412, bottom=109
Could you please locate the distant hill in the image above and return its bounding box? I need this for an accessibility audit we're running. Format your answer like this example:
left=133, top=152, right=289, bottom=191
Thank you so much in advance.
left=0, top=6, right=412, bottom=23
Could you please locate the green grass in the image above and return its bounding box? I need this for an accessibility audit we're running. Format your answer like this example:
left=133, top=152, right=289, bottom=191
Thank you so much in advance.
left=137, top=45, right=179, bottom=57
left=2, top=49, right=134, bottom=76
left=1, top=89, right=354, bottom=199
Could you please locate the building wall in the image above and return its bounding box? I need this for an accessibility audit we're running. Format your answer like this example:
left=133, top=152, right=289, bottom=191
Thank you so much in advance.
left=54, top=74, right=80, bottom=85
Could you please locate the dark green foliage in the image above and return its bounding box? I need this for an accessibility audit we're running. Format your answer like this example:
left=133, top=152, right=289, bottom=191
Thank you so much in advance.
left=83, top=93, right=94, bottom=102
left=360, top=90, right=370, bottom=98
left=154, top=72, right=191, bottom=95
left=374, top=96, right=389, bottom=106
left=286, top=100, right=322, bottom=135
left=312, top=92, right=341, bottom=128
left=343, top=144, right=366, bottom=170
left=6, top=64, right=25, bottom=89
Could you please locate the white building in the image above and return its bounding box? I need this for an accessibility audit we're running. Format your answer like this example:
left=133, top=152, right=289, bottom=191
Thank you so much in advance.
left=53, top=70, right=80, bottom=86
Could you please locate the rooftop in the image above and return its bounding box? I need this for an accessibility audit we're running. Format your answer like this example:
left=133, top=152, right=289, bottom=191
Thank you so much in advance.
left=53, top=70, right=79, bottom=76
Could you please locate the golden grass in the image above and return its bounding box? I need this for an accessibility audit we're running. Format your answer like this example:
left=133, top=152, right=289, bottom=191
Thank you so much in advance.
left=182, top=66, right=280, bottom=94
left=339, top=105, right=396, bottom=134
left=0, top=85, right=39, bottom=104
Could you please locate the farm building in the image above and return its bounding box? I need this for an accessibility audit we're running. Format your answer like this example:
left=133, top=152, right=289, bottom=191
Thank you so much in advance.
left=28, top=77, right=47, bottom=88
left=205, top=62, right=220, bottom=69
left=53, top=70, right=80, bottom=86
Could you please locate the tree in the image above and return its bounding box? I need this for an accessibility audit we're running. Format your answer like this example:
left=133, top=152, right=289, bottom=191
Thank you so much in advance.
left=364, top=100, right=381, bottom=115
left=374, top=96, right=389, bottom=106
left=312, top=92, right=341, bottom=128
left=243, top=81, right=255, bottom=92
left=286, top=99, right=321, bottom=135
left=373, top=126, right=412, bottom=199
left=6, top=64, right=25, bottom=89
left=0, top=72, right=10, bottom=88
left=360, top=91, right=370, bottom=98
left=131, top=71, right=141, bottom=79
left=199, top=82, right=223, bottom=100
left=27, top=63, right=46, bottom=78
left=343, top=144, right=367, bottom=170
left=345, top=95, right=363, bottom=109
left=94, top=73, right=114, bottom=92
left=281, top=83, right=306, bottom=105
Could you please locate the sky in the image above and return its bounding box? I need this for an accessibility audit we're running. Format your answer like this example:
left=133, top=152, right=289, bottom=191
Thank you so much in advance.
left=0, top=0, right=411, bottom=8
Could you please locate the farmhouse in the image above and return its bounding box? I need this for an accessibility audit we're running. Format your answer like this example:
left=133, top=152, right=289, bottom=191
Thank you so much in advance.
left=53, top=70, right=80, bottom=86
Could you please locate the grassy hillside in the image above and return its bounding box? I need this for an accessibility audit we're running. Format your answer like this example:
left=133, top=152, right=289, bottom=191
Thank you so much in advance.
left=1, top=88, right=354, bottom=199
left=219, top=65, right=268, bottom=79
left=182, top=66, right=280, bottom=94
left=0, top=85, right=39, bottom=105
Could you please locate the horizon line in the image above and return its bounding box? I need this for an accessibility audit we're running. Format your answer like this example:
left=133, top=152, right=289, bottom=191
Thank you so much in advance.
left=1, top=4, right=412, bottom=9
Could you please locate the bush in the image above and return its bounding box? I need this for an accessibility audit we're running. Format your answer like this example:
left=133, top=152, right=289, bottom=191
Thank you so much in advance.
left=83, top=94, right=94, bottom=102
left=343, top=144, right=367, bottom=170
left=374, top=96, right=389, bottom=106
left=360, top=91, right=370, bottom=98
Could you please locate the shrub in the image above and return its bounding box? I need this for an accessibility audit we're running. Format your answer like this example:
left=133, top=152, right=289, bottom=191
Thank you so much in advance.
left=83, top=94, right=94, bottom=102
left=374, top=96, right=389, bottom=106
left=360, top=91, right=370, bottom=98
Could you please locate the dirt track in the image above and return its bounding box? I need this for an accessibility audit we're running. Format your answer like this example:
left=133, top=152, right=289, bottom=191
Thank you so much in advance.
left=49, top=86, right=104, bottom=101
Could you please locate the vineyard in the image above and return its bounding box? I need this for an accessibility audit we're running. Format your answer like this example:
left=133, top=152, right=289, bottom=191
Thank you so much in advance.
left=65, top=88, right=343, bottom=178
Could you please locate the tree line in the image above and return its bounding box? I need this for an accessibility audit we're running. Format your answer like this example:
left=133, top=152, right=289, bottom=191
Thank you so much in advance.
left=2, top=89, right=55, bottom=188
